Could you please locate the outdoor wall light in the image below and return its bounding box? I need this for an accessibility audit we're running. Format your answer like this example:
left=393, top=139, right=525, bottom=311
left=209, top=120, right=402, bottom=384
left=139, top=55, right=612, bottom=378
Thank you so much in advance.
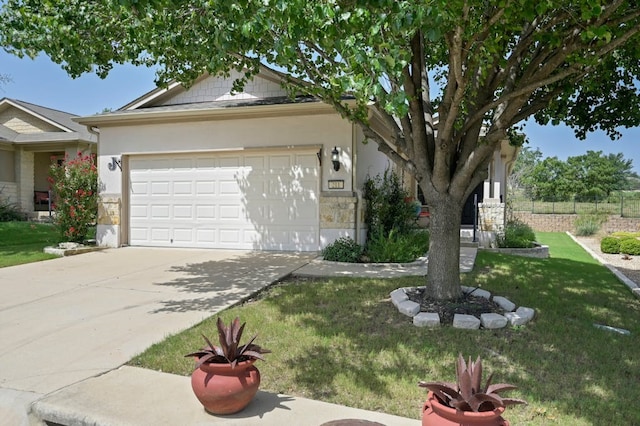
left=331, top=146, right=341, bottom=171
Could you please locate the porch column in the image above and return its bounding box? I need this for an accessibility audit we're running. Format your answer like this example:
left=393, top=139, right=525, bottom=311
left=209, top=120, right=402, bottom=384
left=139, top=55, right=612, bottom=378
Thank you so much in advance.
left=15, top=148, right=34, bottom=212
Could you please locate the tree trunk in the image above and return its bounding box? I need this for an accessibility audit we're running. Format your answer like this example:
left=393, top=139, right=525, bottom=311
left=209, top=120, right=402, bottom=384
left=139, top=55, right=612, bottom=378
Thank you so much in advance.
left=425, top=195, right=464, bottom=300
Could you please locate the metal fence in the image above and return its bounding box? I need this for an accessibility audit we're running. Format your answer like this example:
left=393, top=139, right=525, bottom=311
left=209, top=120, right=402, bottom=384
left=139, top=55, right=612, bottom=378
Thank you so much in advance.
left=510, top=196, right=640, bottom=218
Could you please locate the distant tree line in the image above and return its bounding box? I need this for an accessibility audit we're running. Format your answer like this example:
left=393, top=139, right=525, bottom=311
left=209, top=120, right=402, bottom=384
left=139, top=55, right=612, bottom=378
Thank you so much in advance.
left=509, top=147, right=638, bottom=202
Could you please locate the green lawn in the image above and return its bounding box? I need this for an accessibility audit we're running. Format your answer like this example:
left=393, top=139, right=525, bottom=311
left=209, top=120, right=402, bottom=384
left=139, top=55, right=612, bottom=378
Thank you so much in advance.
left=130, top=232, right=640, bottom=424
left=0, top=221, right=60, bottom=267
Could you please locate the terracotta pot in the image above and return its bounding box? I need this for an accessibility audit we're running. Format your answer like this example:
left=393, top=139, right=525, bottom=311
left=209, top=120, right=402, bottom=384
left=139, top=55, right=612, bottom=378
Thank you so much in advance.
left=190, top=359, right=261, bottom=415
left=422, top=392, right=509, bottom=426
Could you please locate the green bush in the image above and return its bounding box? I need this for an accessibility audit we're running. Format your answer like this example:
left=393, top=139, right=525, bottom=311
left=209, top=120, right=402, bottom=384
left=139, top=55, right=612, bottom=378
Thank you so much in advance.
left=365, top=228, right=429, bottom=263
left=0, top=198, right=24, bottom=222
left=497, top=219, right=536, bottom=248
left=620, top=238, right=640, bottom=255
left=574, top=214, right=606, bottom=236
left=600, top=236, right=621, bottom=254
left=322, top=237, right=364, bottom=263
left=363, top=170, right=416, bottom=240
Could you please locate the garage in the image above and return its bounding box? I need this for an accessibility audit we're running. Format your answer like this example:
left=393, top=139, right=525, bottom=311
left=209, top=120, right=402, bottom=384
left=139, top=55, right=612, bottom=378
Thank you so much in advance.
left=128, top=149, right=320, bottom=251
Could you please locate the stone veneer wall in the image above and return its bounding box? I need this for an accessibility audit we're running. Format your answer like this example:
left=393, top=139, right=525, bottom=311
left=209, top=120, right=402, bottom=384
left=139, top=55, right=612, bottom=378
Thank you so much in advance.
left=97, top=195, right=121, bottom=226
left=0, top=181, right=17, bottom=203
left=513, top=211, right=640, bottom=233
left=478, top=201, right=505, bottom=233
left=319, top=194, right=357, bottom=233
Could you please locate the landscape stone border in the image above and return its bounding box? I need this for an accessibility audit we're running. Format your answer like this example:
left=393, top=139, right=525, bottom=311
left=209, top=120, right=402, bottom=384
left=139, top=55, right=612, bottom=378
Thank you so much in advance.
left=390, top=286, right=535, bottom=329
left=44, top=242, right=106, bottom=257
left=480, top=242, right=549, bottom=259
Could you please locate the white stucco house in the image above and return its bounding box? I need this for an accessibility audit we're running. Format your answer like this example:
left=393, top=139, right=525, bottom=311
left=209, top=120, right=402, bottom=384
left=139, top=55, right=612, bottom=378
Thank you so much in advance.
left=76, top=70, right=517, bottom=251
left=0, top=98, right=96, bottom=218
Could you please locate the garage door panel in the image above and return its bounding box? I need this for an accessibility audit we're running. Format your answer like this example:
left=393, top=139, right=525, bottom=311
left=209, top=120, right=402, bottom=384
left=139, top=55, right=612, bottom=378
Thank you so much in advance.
left=219, top=180, right=241, bottom=195
left=129, top=150, right=319, bottom=250
left=196, top=229, right=215, bottom=243
left=173, top=205, right=193, bottom=219
left=173, top=181, right=193, bottom=194
left=196, top=181, right=216, bottom=195
left=129, top=227, right=149, bottom=241
left=196, top=157, right=216, bottom=169
left=150, top=205, right=170, bottom=219
left=219, top=156, right=241, bottom=168
left=172, top=228, right=194, bottom=243
left=196, top=205, right=216, bottom=219
left=219, top=205, right=242, bottom=220
left=173, top=158, right=193, bottom=169
left=245, top=156, right=265, bottom=169
left=151, top=181, right=170, bottom=195
left=150, top=228, right=171, bottom=242
left=130, top=206, right=148, bottom=221
left=219, top=228, right=242, bottom=243
left=130, top=181, right=148, bottom=195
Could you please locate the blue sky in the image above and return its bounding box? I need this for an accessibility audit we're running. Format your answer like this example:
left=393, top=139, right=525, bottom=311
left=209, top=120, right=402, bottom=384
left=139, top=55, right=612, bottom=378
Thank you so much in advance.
left=3, top=50, right=640, bottom=171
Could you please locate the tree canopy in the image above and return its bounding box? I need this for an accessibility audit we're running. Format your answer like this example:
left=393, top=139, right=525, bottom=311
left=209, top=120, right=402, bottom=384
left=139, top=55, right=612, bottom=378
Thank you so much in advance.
left=3, top=1, right=640, bottom=299
left=517, top=149, right=635, bottom=201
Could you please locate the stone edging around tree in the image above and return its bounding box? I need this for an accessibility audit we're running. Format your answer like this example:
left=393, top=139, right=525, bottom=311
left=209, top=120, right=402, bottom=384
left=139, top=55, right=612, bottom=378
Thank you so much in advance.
left=390, top=286, right=535, bottom=329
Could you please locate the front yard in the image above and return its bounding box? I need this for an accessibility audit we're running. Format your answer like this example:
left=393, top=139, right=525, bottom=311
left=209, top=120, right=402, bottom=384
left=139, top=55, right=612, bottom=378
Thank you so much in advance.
left=0, top=221, right=60, bottom=267
left=129, top=232, right=640, bottom=425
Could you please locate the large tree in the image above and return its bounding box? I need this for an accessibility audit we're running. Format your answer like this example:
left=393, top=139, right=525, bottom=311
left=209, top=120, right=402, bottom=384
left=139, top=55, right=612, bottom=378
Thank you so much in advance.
left=3, top=1, right=640, bottom=300
left=507, top=146, right=542, bottom=197
left=522, top=150, right=634, bottom=201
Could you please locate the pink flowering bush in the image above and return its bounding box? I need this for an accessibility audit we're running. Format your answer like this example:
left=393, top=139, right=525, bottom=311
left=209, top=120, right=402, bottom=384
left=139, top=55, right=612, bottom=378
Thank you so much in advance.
left=48, top=152, right=98, bottom=243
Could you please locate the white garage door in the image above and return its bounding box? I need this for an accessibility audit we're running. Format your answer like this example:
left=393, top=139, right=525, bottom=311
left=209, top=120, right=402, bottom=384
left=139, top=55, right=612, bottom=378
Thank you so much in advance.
left=128, top=150, right=319, bottom=251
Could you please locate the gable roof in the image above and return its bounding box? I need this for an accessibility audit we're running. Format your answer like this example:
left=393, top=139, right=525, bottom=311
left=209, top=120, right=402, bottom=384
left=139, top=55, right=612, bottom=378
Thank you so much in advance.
left=0, top=98, right=96, bottom=144
left=120, top=68, right=288, bottom=111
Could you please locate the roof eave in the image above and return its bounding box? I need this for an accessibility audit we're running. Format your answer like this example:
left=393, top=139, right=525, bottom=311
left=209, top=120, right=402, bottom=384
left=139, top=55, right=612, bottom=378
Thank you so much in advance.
left=0, top=98, right=75, bottom=133
left=75, top=100, right=352, bottom=127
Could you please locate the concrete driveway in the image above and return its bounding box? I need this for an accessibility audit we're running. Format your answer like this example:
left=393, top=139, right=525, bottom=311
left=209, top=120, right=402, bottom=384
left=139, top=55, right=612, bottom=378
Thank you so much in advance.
left=0, top=247, right=315, bottom=424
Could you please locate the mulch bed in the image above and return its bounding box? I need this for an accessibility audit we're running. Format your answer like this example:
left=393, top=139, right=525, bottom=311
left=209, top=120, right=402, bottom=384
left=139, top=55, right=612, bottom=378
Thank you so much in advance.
left=405, top=287, right=505, bottom=325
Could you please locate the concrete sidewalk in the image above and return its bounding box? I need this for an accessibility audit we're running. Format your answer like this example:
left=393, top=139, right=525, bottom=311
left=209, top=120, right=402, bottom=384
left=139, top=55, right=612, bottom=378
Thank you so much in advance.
left=3, top=247, right=476, bottom=426
left=31, top=366, right=420, bottom=426
left=294, top=247, right=477, bottom=278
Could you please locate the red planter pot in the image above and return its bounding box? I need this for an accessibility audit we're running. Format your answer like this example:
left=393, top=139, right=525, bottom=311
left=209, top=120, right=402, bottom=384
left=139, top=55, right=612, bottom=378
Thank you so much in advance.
left=422, top=392, right=509, bottom=426
left=190, top=359, right=261, bottom=415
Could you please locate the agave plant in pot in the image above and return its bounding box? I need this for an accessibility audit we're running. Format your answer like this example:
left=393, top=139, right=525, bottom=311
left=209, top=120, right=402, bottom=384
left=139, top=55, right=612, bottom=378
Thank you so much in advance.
left=185, top=317, right=271, bottom=415
left=418, top=354, right=526, bottom=426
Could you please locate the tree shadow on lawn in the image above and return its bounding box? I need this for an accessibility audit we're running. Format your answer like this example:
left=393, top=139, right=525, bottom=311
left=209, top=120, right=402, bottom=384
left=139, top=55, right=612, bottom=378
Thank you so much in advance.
left=264, top=252, right=640, bottom=424
left=471, top=254, right=640, bottom=425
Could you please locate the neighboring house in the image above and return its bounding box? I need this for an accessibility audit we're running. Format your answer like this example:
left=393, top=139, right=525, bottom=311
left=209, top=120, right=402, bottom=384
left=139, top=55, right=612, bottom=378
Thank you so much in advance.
left=0, top=98, right=97, bottom=217
left=76, top=70, right=517, bottom=251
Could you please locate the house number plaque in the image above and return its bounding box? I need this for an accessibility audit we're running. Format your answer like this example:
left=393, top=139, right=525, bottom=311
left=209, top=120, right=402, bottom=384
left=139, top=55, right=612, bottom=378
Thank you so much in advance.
left=328, top=179, right=344, bottom=189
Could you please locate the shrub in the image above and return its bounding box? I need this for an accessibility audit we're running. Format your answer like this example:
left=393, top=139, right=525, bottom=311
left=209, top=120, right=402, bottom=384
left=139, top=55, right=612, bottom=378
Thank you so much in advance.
left=620, top=238, right=640, bottom=255
left=365, top=228, right=429, bottom=263
left=322, top=237, right=364, bottom=263
left=600, top=236, right=621, bottom=254
left=48, top=152, right=98, bottom=243
left=0, top=198, right=24, bottom=222
left=574, top=214, right=606, bottom=236
left=363, top=170, right=416, bottom=240
left=497, top=219, right=536, bottom=248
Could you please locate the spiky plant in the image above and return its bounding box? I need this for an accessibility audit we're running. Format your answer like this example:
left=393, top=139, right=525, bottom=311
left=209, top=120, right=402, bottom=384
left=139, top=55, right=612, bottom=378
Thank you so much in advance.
left=185, top=317, right=271, bottom=369
left=419, top=354, right=526, bottom=412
